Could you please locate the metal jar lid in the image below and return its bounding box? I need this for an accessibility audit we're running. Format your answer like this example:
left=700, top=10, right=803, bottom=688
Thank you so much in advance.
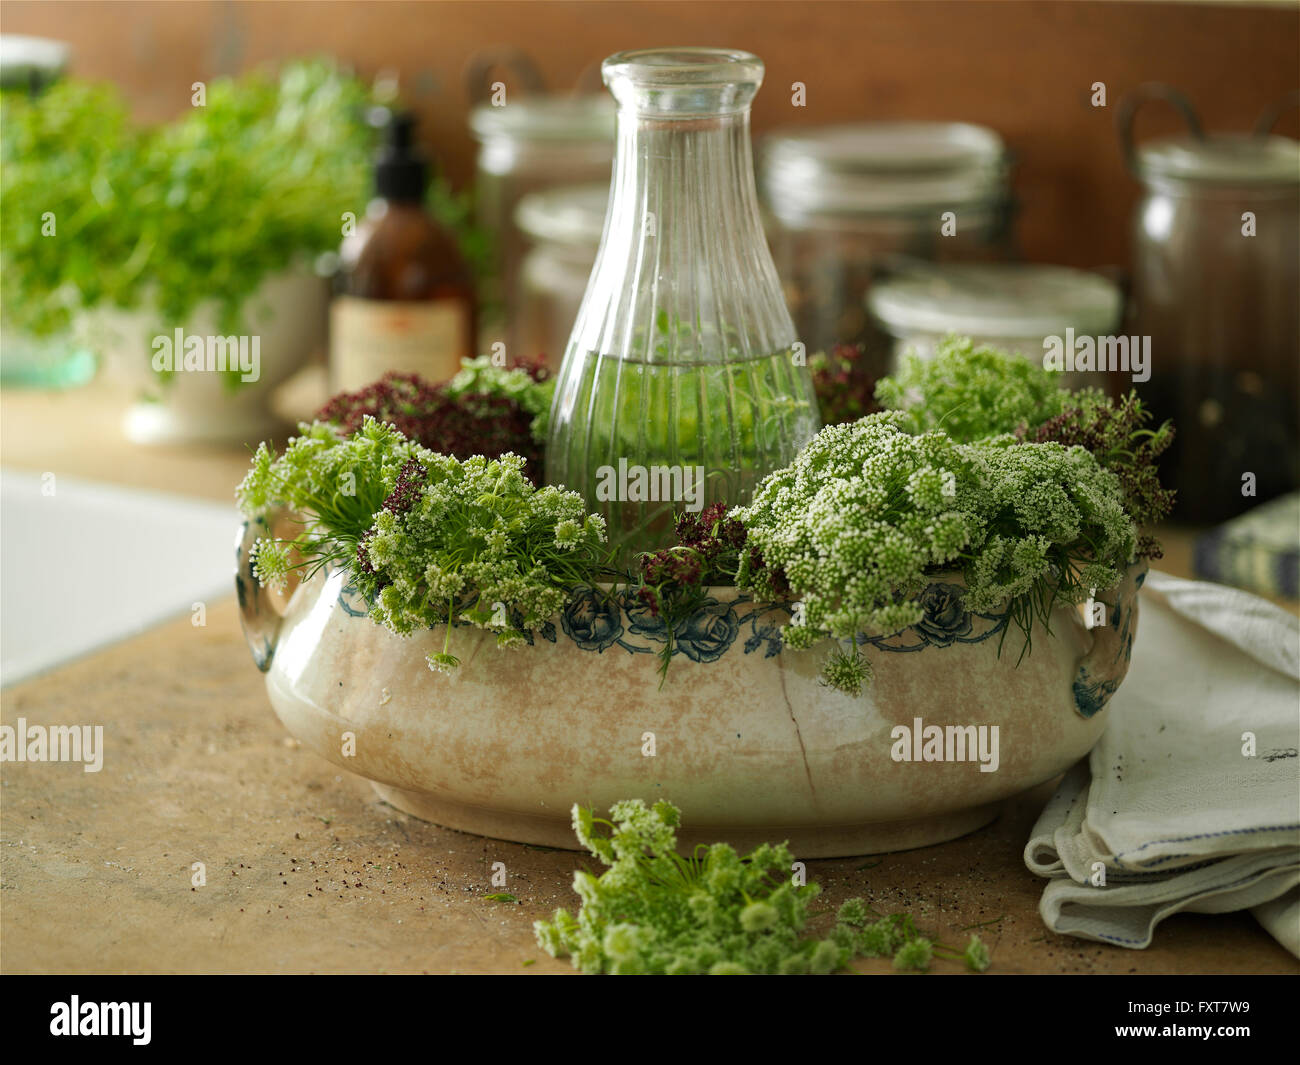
left=868, top=263, right=1122, bottom=340
left=1136, top=134, right=1300, bottom=186
left=515, top=183, right=609, bottom=247
left=0, top=35, right=68, bottom=89
left=761, top=121, right=1009, bottom=220
left=1119, top=84, right=1300, bottom=188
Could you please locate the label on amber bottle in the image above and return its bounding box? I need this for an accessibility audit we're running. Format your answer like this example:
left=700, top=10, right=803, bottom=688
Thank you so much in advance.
left=329, top=296, right=471, bottom=392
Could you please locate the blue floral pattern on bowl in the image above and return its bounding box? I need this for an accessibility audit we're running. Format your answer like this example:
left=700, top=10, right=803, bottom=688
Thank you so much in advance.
left=333, top=574, right=781, bottom=663
left=671, top=599, right=742, bottom=663
left=560, top=586, right=624, bottom=652
left=913, top=583, right=975, bottom=646
left=623, top=593, right=671, bottom=643
left=329, top=576, right=1009, bottom=664
left=857, top=583, right=1008, bottom=654
left=326, top=565, right=1141, bottom=719
left=620, top=592, right=744, bottom=663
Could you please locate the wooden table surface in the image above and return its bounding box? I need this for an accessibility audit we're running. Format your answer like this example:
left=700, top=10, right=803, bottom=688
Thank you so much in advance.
left=2, top=379, right=1297, bottom=975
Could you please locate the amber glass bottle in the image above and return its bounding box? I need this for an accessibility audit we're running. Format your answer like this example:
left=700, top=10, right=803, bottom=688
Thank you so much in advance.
left=330, top=111, right=477, bottom=392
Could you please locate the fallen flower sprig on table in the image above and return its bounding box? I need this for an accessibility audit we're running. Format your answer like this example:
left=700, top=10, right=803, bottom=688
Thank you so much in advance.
left=535, top=799, right=992, bottom=975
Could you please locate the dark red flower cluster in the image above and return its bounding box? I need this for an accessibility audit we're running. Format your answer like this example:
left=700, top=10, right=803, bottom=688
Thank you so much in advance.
left=357, top=456, right=429, bottom=579
left=316, top=363, right=547, bottom=482
left=1020, top=391, right=1176, bottom=560
left=636, top=503, right=751, bottom=617
left=676, top=502, right=746, bottom=554
left=750, top=546, right=791, bottom=599
left=813, top=342, right=882, bottom=426
left=356, top=531, right=378, bottom=577
left=383, top=456, right=428, bottom=516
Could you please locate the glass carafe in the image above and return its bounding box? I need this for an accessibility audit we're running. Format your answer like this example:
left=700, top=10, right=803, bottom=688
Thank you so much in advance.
left=545, top=48, right=819, bottom=560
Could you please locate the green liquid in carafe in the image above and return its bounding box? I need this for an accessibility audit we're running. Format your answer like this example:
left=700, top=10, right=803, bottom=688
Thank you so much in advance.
left=548, top=345, right=819, bottom=560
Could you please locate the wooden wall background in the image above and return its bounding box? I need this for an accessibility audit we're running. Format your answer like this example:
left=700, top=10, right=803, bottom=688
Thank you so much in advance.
left=4, top=0, right=1297, bottom=271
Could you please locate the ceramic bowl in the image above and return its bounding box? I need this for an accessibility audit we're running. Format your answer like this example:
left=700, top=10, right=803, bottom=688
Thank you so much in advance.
left=237, top=513, right=1144, bottom=857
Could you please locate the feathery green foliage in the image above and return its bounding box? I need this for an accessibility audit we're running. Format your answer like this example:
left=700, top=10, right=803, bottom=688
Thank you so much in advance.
left=2, top=61, right=372, bottom=343
left=734, top=411, right=1136, bottom=691
left=237, top=417, right=607, bottom=671
left=875, top=335, right=1080, bottom=443
left=536, top=800, right=994, bottom=975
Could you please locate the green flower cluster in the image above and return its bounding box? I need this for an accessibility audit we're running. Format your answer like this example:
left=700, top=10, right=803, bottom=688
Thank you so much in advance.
left=359, top=450, right=606, bottom=669
left=962, top=437, right=1135, bottom=614
left=238, top=417, right=417, bottom=581
left=237, top=416, right=607, bottom=671
left=736, top=414, right=980, bottom=644
left=444, top=355, right=555, bottom=443
left=535, top=800, right=993, bottom=975
left=876, top=335, right=1081, bottom=443
left=836, top=899, right=990, bottom=972
left=819, top=647, right=875, bottom=698
left=735, top=412, right=1136, bottom=691
left=535, top=800, right=850, bottom=975
left=877, top=336, right=1174, bottom=552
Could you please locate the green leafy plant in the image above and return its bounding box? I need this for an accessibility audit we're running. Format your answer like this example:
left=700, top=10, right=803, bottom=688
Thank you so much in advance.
left=444, top=354, right=555, bottom=443
left=237, top=416, right=609, bottom=672
left=1017, top=390, right=1175, bottom=559
left=535, top=799, right=845, bottom=975
left=234, top=337, right=1167, bottom=695
left=877, top=335, right=1175, bottom=555
left=734, top=412, right=1137, bottom=692
left=238, top=416, right=413, bottom=577
left=0, top=80, right=142, bottom=338
left=535, top=800, right=992, bottom=975
left=876, top=335, right=1080, bottom=443
left=2, top=61, right=372, bottom=344
left=2, top=61, right=491, bottom=380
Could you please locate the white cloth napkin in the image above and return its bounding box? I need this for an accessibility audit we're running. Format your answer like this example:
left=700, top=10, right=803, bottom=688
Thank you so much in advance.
left=1025, top=570, right=1300, bottom=955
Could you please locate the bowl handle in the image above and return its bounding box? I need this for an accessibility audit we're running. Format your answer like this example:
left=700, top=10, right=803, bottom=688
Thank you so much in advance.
left=1071, top=562, right=1148, bottom=719
left=235, top=511, right=294, bottom=672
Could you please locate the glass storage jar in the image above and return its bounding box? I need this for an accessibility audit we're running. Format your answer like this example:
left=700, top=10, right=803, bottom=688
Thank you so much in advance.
left=1119, top=85, right=1300, bottom=523
left=761, top=122, right=1012, bottom=375
left=514, top=183, right=606, bottom=372
left=868, top=263, right=1123, bottom=391
left=547, top=48, right=820, bottom=560
left=470, top=95, right=615, bottom=357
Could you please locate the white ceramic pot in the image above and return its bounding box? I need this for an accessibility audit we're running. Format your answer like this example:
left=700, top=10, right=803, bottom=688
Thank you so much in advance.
left=237, top=513, right=1144, bottom=857
left=80, top=270, right=327, bottom=446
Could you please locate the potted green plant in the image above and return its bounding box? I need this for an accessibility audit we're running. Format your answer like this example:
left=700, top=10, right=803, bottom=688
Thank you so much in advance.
left=234, top=339, right=1173, bottom=856
left=2, top=61, right=370, bottom=442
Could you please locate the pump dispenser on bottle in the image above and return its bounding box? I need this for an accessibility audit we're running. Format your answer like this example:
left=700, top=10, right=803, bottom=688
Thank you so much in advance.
left=330, top=110, right=477, bottom=392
